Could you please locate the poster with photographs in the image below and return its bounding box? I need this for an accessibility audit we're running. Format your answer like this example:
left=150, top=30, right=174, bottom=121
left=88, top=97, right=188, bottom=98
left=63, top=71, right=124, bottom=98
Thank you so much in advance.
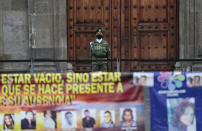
left=2, top=114, right=15, bottom=130
left=21, top=111, right=36, bottom=130
left=81, top=109, right=96, bottom=128
left=0, top=72, right=145, bottom=130
left=100, top=110, right=115, bottom=128
left=167, top=98, right=196, bottom=131
left=150, top=72, right=202, bottom=131
left=133, top=72, right=154, bottom=87
left=187, top=73, right=202, bottom=87
left=120, top=108, right=136, bottom=127
left=44, top=110, right=57, bottom=129
left=61, top=111, right=77, bottom=129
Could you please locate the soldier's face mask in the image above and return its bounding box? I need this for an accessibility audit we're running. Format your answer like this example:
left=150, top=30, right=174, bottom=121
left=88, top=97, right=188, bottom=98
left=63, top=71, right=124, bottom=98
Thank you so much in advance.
left=97, top=35, right=103, bottom=39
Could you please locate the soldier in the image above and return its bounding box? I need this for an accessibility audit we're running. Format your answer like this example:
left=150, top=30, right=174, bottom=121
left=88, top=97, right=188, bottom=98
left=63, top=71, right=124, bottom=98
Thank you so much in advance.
left=90, top=28, right=110, bottom=72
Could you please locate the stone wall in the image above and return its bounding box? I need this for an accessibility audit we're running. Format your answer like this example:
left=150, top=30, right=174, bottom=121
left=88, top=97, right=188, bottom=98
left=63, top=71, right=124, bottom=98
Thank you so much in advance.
left=0, top=1, right=201, bottom=131
left=193, top=0, right=202, bottom=70
left=0, top=0, right=70, bottom=73
left=28, top=0, right=69, bottom=72
left=0, top=0, right=29, bottom=72
left=1, top=0, right=202, bottom=73
left=0, top=0, right=3, bottom=59
left=178, top=0, right=202, bottom=71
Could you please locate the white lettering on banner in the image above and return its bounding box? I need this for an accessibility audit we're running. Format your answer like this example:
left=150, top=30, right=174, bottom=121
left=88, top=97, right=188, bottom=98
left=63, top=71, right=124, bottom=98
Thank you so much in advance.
left=158, top=90, right=186, bottom=97
left=121, top=126, right=137, bottom=131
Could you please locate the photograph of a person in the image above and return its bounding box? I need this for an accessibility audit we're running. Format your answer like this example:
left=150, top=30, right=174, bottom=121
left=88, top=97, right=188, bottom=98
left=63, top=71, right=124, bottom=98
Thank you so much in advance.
left=44, top=110, right=56, bottom=129
left=3, top=114, right=14, bottom=129
left=62, top=111, right=77, bottom=129
left=133, top=73, right=154, bottom=87
left=21, top=111, right=36, bottom=129
left=187, top=77, right=193, bottom=87
left=193, top=76, right=200, bottom=86
left=120, top=108, right=136, bottom=127
left=139, top=75, right=147, bottom=86
left=187, top=73, right=201, bottom=87
left=167, top=98, right=196, bottom=131
left=100, top=110, right=115, bottom=128
left=82, top=109, right=96, bottom=128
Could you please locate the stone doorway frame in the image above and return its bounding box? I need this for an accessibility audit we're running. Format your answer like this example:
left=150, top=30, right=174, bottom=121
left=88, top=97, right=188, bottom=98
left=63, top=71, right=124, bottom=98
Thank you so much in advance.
left=27, top=0, right=72, bottom=72
left=178, top=0, right=202, bottom=71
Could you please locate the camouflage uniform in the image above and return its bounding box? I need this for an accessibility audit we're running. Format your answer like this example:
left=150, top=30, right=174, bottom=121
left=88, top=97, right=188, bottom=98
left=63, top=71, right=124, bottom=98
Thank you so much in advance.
left=90, top=28, right=110, bottom=72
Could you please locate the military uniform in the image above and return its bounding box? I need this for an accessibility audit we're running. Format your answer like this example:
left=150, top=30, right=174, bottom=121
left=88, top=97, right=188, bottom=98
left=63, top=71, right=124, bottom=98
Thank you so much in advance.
left=90, top=28, right=110, bottom=72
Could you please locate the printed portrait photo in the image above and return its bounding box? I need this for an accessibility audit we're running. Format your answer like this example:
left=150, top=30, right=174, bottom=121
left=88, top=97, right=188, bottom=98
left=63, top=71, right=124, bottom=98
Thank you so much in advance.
left=3, top=114, right=15, bottom=130
left=44, top=110, right=57, bottom=129
left=187, top=73, right=202, bottom=87
left=120, top=108, right=136, bottom=127
left=21, top=111, right=36, bottom=130
left=133, top=73, right=154, bottom=87
left=100, top=110, right=115, bottom=128
left=82, top=109, right=96, bottom=128
left=167, top=98, right=196, bottom=131
left=62, top=111, right=77, bottom=129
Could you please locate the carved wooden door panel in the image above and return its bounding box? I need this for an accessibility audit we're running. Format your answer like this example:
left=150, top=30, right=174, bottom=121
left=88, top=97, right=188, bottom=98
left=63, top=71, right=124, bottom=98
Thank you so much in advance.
left=67, top=0, right=121, bottom=72
left=121, top=0, right=178, bottom=71
left=67, top=0, right=178, bottom=72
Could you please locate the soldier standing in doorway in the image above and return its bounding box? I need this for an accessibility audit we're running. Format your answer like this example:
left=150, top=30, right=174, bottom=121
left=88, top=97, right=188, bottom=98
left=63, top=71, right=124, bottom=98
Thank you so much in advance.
left=90, top=28, right=110, bottom=72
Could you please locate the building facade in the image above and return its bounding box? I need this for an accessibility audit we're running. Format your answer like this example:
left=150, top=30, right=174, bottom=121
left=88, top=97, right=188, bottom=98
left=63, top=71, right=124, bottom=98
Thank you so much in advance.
left=0, top=0, right=202, bottom=73
left=0, top=1, right=201, bottom=130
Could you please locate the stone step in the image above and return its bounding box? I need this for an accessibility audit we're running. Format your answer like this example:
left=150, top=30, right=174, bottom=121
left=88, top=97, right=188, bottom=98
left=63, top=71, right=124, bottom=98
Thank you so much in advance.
left=33, top=68, right=57, bottom=73
left=0, top=62, right=73, bottom=73
left=192, top=63, right=202, bottom=71
left=29, top=62, right=56, bottom=67
left=29, top=62, right=57, bottom=73
left=0, top=69, right=28, bottom=73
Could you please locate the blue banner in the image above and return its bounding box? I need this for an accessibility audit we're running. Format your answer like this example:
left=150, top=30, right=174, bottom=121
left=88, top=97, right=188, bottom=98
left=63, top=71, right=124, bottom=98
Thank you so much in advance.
left=150, top=72, right=202, bottom=131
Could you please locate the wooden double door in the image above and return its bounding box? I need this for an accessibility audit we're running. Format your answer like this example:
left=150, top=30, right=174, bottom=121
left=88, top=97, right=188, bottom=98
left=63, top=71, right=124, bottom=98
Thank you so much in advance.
left=67, top=0, right=178, bottom=72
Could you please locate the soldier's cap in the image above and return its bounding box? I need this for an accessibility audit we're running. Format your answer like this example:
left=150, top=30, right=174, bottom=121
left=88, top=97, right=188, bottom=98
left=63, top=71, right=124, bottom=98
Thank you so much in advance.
left=96, top=28, right=103, bottom=36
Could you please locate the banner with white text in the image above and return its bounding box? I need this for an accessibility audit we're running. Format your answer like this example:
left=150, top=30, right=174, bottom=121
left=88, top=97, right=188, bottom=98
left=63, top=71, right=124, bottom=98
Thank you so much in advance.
left=150, top=72, right=202, bottom=131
